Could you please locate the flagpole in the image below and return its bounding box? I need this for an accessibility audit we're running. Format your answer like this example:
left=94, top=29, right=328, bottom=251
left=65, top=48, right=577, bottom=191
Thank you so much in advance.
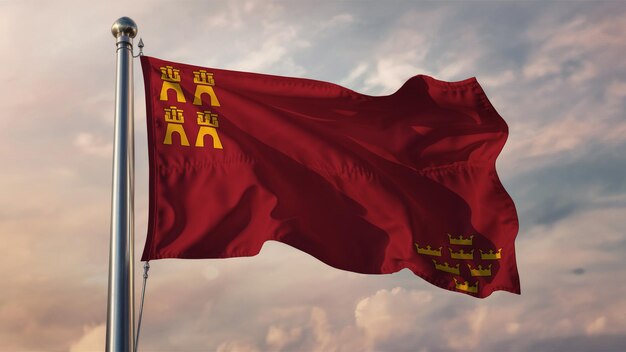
left=107, top=17, right=137, bottom=352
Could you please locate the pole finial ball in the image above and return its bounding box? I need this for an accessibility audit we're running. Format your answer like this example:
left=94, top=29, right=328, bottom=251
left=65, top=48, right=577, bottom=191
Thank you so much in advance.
left=111, top=17, right=138, bottom=38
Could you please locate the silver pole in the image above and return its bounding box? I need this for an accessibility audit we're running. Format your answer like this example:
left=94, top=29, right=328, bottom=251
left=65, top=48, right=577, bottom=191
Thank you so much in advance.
left=107, top=17, right=137, bottom=352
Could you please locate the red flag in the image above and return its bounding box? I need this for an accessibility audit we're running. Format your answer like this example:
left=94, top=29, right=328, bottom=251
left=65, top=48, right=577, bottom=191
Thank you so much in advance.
left=140, top=56, right=519, bottom=298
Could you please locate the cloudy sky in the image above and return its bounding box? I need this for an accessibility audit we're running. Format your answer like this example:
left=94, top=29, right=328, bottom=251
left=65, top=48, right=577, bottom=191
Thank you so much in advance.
left=1, top=0, right=625, bottom=351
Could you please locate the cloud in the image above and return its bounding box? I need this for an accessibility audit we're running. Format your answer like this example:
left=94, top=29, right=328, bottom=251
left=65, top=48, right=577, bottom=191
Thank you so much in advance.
left=204, top=1, right=246, bottom=29
left=74, top=132, right=113, bottom=158
left=523, top=334, right=626, bottom=352
left=202, top=265, right=220, bottom=281
left=508, top=139, right=626, bottom=229
left=69, top=324, right=105, bottom=352
left=233, top=25, right=308, bottom=75
left=606, top=80, right=626, bottom=98
left=265, top=325, right=302, bottom=351
left=216, top=340, right=260, bottom=352
left=209, top=305, right=365, bottom=352
left=2, top=2, right=626, bottom=352
left=480, top=70, right=516, bottom=88
left=339, top=62, right=369, bottom=88
left=523, top=14, right=626, bottom=82
left=355, top=287, right=433, bottom=344
left=442, top=306, right=488, bottom=350
left=353, top=7, right=501, bottom=95
left=364, top=54, right=430, bottom=94
left=585, top=316, right=607, bottom=335
left=319, top=13, right=355, bottom=30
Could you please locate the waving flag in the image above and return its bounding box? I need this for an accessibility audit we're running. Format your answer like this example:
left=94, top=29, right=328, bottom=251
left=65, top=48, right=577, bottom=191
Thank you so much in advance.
left=140, top=56, right=519, bottom=298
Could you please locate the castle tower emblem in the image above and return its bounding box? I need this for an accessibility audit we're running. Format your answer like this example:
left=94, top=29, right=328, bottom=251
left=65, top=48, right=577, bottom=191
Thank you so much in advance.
left=159, top=66, right=186, bottom=103
left=193, top=70, right=221, bottom=107
left=163, top=106, right=190, bottom=146
left=195, top=111, right=223, bottom=149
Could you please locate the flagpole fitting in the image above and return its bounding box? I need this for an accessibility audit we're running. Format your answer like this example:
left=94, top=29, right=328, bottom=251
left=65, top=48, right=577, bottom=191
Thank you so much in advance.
left=111, top=17, right=138, bottom=45
left=134, top=38, right=144, bottom=58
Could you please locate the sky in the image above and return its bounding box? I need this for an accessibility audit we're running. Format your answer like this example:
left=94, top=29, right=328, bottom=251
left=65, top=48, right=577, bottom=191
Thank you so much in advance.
left=1, top=0, right=625, bottom=351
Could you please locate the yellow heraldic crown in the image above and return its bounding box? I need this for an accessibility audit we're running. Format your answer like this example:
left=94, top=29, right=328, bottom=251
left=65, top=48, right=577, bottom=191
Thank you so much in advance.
left=449, top=248, right=474, bottom=260
left=454, top=278, right=478, bottom=293
left=193, top=70, right=221, bottom=106
left=415, top=243, right=442, bottom=257
left=160, top=66, right=186, bottom=103
left=163, top=106, right=190, bottom=146
left=480, top=248, right=502, bottom=260
left=467, top=264, right=492, bottom=277
left=448, top=234, right=474, bottom=245
left=432, top=260, right=460, bottom=275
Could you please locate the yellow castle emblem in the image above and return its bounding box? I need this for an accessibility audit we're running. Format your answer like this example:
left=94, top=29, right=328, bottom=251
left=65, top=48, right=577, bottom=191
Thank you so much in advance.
left=163, top=106, right=190, bottom=146
left=195, top=111, right=223, bottom=149
left=160, top=66, right=186, bottom=103
left=193, top=70, right=221, bottom=106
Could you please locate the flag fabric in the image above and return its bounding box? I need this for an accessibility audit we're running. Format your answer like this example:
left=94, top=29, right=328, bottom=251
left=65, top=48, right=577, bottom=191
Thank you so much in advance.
left=140, top=56, right=520, bottom=298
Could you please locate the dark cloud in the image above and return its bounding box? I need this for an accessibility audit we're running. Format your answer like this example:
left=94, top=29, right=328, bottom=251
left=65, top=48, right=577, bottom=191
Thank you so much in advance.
left=510, top=143, right=626, bottom=228
left=522, top=334, right=626, bottom=352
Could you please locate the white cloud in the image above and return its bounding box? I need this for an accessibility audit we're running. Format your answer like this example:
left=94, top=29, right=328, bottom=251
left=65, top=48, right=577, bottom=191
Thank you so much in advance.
left=202, top=265, right=220, bottom=281
left=205, top=2, right=245, bottom=29
left=216, top=340, right=260, bottom=352
left=355, top=287, right=433, bottom=344
left=503, top=101, right=626, bottom=165
left=69, top=324, right=105, bottom=352
left=308, top=307, right=334, bottom=352
left=340, top=62, right=369, bottom=87
left=606, top=81, right=626, bottom=98
left=523, top=14, right=626, bottom=82
left=364, top=53, right=432, bottom=94
left=356, top=8, right=493, bottom=94
left=319, top=13, right=354, bottom=30
left=265, top=325, right=302, bottom=351
left=232, top=23, right=308, bottom=75
left=507, top=322, right=521, bottom=334
left=74, top=132, right=112, bottom=158
left=585, top=316, right=607, bottom=335
left=523, top=56, right=562, bottom=80
left=480, top=70, right=516, bottom=88
left=443, top=306, right=488, bottom=350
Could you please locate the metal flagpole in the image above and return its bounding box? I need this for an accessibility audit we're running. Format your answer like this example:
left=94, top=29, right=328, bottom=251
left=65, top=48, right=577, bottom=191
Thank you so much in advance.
left=107, top=17, right=137, bottom=352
